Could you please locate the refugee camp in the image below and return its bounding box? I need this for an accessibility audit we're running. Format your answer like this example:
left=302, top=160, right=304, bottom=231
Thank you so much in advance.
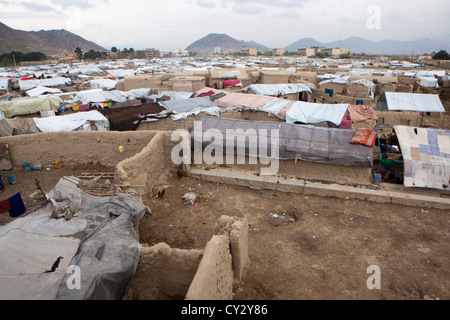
left=0, top=0, right=449, bottom=303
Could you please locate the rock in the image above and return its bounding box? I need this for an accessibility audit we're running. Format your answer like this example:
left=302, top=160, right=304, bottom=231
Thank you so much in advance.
left=182, top=192, right=197, bottom=205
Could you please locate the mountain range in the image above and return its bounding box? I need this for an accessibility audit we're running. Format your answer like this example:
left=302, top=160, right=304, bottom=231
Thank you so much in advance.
left=0, top=22, right=106, bottom=56
left=1, top=20, right=450, bottom=58
left=185, top=33, right=450, bottom=56
left=185, top=33, right=271, bottom=56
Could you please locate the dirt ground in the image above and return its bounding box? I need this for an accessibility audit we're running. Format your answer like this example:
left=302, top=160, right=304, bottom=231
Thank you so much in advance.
left=1, top=164, right=449, bottom=300
left=140, top=171, right=450, bottom=300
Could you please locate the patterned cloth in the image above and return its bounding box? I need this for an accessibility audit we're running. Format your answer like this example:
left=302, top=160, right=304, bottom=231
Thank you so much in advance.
left=350, top=129, right=378, bottom=147
left=394, top=126, right=450, bottom=189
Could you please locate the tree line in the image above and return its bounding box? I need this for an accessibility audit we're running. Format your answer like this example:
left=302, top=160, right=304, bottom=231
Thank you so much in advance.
left=0, top=51, right=47, bottom=66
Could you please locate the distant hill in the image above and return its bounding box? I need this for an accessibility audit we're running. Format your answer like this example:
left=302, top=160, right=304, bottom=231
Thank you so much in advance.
left=285, top=36, right=450, bottom=55
left=0, top=21, right=107, bottom=56
left=186, top=33, right=271, bottom=56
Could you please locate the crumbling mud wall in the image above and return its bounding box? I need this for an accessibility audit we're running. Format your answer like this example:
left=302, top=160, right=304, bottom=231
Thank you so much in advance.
left=115, top=131, right=190, bottom=196
left=0, top=131, right=157, bottom=169
left=124, top=216, right=249, bottom=300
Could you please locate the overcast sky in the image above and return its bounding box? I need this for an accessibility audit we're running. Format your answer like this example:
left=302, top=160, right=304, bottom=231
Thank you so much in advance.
left=1, top=0, right=449, bottom=51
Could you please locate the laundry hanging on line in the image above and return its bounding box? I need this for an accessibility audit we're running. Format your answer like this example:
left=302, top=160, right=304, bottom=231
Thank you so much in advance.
left=0, top=193, right=26, bottom=217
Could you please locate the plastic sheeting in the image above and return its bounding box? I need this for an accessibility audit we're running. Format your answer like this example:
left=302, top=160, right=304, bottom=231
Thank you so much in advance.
left=159, top=97, right=221, bottom=121
left=87, top=79, right=118, bottom=91
left=18, top=77, right=70, bottom=91
left=381, top=92, right=445, bottom=113
left=0, top=96, right=62, bottom=118
left=193, top=116, right=374, bottom=168
left=214, top=92, right=276, bottom=109
left=0, top=176, right=148, bottom=300
left=418, top=77, right=439, bottom=88
left=242, top=84, right=312, bottom=96
left=258, top=99, right=294, bottom=119
left=26, top=86, right=63, bottom=97
left=286, top=101, right=349, bottom=126
left=75, top=89, right=127, bottom=104
left=34, top=110, right=109, bottom=132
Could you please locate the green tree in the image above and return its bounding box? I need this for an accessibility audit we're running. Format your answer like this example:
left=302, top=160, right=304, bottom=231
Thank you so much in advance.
left=433, top=50, right=449, bottom=60
left=1, top=57, right=14, bottom=66
left=75, top=47, right=83, bottom=60
left=316, top=52, right=330, bottom=58
left=111, top=47, right=118, bottom=53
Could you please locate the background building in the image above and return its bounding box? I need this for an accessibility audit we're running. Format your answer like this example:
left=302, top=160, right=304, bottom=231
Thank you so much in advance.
left=145, top=49, right=161, bottom=59
left=273, top=48, right=286, bottom=56
left=241, top=47, right=258, bottom=56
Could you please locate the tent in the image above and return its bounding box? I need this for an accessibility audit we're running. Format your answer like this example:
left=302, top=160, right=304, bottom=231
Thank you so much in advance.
left=286, top=102, right=349, bottom=127
left=26, top=86, right=63, bottom=97
left=18, top=77, right=70, bottom=91
left=87, top=79, right=118, bottom=91
left=242, top=84, right=312, bottom=96
left=0, top=96, right=62, bottom=118
left=0, top=176, right=148, bottom=300
left=33, top=110, right=109, bottom=132
left=193, top=116, right=374, bottom=168
left=394, top=125, right=450, bottom=190
left=159, top=97, right=221, bottom=121
left=376, top=92, right=445, bottom=113
left=214, top=92, right=276, bottom=109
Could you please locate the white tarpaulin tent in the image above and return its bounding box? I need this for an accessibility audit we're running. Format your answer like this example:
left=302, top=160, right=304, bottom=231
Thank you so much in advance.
left=286, top=101, right=349, bottom=126
left=380, top=92, right=445, bottom=113
left=0, top=176, right=148, bottom=300
left=26, top=86, right=63, bottom=97
left=242, top=84, right=312, bottom=96
left=418, top=77, right=439, bottom=88
left=87, top=79, right=117, bottom=91
left=159, top=97, right=221, bottom=120
left=19, top=77, right=70, bottom=91
left=75, top=89, right=127, bottom=105
left=33, top=110, right=109, bottom=132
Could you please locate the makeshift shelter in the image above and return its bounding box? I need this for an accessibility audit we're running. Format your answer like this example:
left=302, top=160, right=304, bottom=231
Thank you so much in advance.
left=26, top=86, right=63, bottom=97
left=99, top=103, right=166, bottom=131
left=242, top=84, right=312, bottom=101
left=0, top=176, right=148, bottom=300
left=33, top=110, right=109, bottom=133
left=0, top=96, right=62, bottom=118
left=286, top=102, right=349, bottom=127
left=158, top=97, right=221, bottom=121
left=0, top=117, right=40, bottom=136
left=376, top=92, right=445, bottom=128
left=393, top=126, right=450, bottom=190
left=18, top=77, right=70, bottom=91
left=193, top=116, right=374, bottom=168
left=87, top=79, right=118, bottom=91
left=213, top=92, right=276, bottom=110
